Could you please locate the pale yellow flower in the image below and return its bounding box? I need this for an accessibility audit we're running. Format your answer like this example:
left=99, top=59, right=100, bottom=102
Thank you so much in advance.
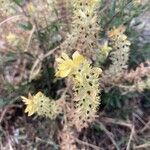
left=21, top=92, right=61, bottom=119
left=100, top=42, right=112, bottom=57
left=56, top=51, right=85, bottom=78
left=108, top=26, right=131, bottom=46
left=27, top=2, right=36, bottom=14
left=6, top=33, right=17, bottom=43
left=89, top=0, right=99, bottom=7
left=108, top=26, right=126, bottom=38
left=21, top=93, right=36, bottom=116
left=133, top=0, right=142, bottom=5
left=21, top=92, right=43, bottom=116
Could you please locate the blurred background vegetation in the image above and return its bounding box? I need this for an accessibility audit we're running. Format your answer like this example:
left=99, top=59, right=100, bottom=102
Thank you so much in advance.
left=0, top=0, right=150, bottom=149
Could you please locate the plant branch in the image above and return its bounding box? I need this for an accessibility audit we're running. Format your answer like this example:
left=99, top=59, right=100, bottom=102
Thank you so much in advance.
left=75, top=138, right=102, bottom=150
left=126, top=125, right=135, bottom=150
left=96, top=121, right=120, bottom=150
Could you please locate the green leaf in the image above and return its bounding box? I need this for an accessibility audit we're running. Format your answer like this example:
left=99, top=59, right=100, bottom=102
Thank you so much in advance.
left=0, top=98, right=10, bottom=108
left=18, top=22, right=33, bottom=30
left=110, top=0, right=116, bottom=17
left=14, top=0, right=24, bottom=5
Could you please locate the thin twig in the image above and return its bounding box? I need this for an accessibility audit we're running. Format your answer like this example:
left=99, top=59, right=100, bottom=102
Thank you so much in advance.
left=126, top=125, right=135, bottom=150
left=0, top=15, right=24, bottom=27
left=43, top=45, right=60, bottom=59
left=101, top=117, right=132, bottom=128
left=134, top=142, right=150, bottom=149
left=8, top=136, right=14, bottom=150
left=141, top=119, right=150, bottom=133
left=75, top=138, right=102, bottom=150
left=36, top=137, right=59, bottom=149
left=24, top=25, right=36, bottom=52
left=100, top=117, right=135, bottom=150
left=0, top=107, right=8, bottom=124
left=133, top=113, right=146, bottom=126
left=29, top=53, right=43, bottom=81
left=98, top=122, right=120, bottom=150
left=58, top=87, right=68, bottom=101
left=29, top=45, right=60, bottom=81
left=33, top=18, right=58, bottom=93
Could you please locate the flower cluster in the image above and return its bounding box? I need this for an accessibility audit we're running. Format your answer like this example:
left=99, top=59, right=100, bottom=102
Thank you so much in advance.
left=71, top=64, right=102, bottom=130
left=96, top=41, right=112, bottom=64
left=61, top=0, right=100, bottom=59
left=56, top=51, right=102, bottom=130
left=106, top=26, right=131, bottom=79
left=21, top=92, right=61, bottom=119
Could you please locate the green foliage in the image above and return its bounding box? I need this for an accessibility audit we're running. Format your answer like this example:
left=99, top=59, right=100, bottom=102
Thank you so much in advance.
left=18, top=22, right=33, bottom=31
left=13, top=0, right=24, bottom=6
left=129, top=44, right=150, bottom=69
left=141, top=90, right=150, bottom=110
left=100, top=0, right=147, bottom=30
left=0, top=0, right=150, bottom=149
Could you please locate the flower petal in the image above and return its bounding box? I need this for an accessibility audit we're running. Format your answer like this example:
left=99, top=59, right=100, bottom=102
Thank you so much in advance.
left=56, top=68, right=72, bottom=78
left=72, top=51, right=85, bottom=65
left=21, top=96, right=29, bottom=103
left=61, top=52, right=70, bottom=60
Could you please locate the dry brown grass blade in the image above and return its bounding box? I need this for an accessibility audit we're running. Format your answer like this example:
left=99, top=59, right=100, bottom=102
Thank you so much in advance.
left=29, top=45, right=60, bottom=81
left=8, top=137, right=14, bottom=150
left=134, top=142, right=150, bottom=149
left=100, top=116, right=136, bottom=150
left=97, top=121, right=120, bottom=150
left=101, top=117, right=132, bottom=128
left=133, top=113, right=146, bottom=127
left=140, top=119, right=150, bottom=133
left=75, top=138, right=102, bottom=150
left=24, top=25, right=36, bottom=52
left=126, top=125, right=135, bottom=150
left=0, top=15, right=25, bottom=27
